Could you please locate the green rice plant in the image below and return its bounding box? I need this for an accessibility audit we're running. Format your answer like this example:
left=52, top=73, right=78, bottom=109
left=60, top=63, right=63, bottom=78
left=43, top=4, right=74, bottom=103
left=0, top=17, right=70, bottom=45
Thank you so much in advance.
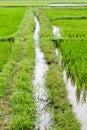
left=0, top=41, right=13, bottom=71
left=44, top=7, right=87, bottom=90
left=8, top=9, right=36, bottom=130
left=0, top=8, right=26, bottom=36
left=0, top=9, right=35, bottom=129
left=49, top=0, right=87, bottom=3
left=34, top=8, right=80, bottom=130
left=52, top=19, right=87, bottom=38
left=9, top=60, right=35, bottom=130
left=44, top=7, right=87, bottom=38
left=60, top=40, right=87, bottom=90
left=0, top=1, right=49, bottom=7
left=43, top=7, right=87, bottom=19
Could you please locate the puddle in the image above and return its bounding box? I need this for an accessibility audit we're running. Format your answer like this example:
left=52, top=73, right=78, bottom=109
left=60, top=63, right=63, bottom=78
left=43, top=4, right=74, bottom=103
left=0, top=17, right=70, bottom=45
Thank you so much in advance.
left=53, top=26, right=87, bottom=130
left=52, top=25, right=61, bottom=38
left=53, top=25, right=62, bottom=66
left=55, top=48, right=62, bottom=66
left=33, top=16, right=52, bottom=130
left=48, top=4, right=87, bottom=7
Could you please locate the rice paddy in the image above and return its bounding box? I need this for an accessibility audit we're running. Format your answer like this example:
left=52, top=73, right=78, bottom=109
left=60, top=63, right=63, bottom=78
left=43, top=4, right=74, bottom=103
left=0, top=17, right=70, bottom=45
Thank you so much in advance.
left=0, top=1, right=87, bottom=130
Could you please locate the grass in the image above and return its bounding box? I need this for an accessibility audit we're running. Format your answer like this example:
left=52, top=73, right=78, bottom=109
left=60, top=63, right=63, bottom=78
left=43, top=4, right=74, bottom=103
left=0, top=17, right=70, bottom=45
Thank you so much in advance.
left=0, top=1, right=49, bottom=7
left=43, top=7, right=87, bottom=19
left=0, top=5, right=86, bottom=130
left=44, top=7, right=87, bottom=38
left=8, top=11, right=36, bottom=129
left=34, top=8, right=80, bottom=130
left=0, top=41, right=13, bottom=71
left=0, top=8, right=26, bottom=36
left=49, top=0, right=87, bottom=3
left=52, top=19, right=87, bottom=38
left=0, top=8, right=36, bottom=129
left=59, top=40, right=87, bottom=90
left=0, top=0, right=87, bottom=5
left=44, top=7, right=87, bottom=90
left=0, top=0, right=87, bottom=7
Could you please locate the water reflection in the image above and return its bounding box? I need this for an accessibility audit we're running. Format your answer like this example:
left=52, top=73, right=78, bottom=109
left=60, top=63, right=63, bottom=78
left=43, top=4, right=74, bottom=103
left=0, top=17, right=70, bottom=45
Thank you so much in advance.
left=33, top=16, right=52, bottom=130
left=48, top=4, right=87, bottom=7
left=53, top=26, right=87, bottom=130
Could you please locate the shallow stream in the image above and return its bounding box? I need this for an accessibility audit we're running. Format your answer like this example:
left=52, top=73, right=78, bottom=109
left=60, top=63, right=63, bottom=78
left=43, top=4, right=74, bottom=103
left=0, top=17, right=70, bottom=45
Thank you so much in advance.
left=33, top=16, right=52, bottom=130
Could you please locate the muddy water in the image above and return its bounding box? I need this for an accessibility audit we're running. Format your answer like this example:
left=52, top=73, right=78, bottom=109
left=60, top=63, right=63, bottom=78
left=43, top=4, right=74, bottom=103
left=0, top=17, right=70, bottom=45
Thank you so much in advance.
left=53, top=26, right=87, bottom=130
left=48, top=4, right=87, bottom=7
left=33, top=16, right=52, bottom=130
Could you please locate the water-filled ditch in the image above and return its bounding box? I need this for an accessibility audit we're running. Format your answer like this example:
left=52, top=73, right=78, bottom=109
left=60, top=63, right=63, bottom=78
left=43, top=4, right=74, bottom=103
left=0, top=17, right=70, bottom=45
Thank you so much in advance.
left=53, top=25, right=87, bottom=130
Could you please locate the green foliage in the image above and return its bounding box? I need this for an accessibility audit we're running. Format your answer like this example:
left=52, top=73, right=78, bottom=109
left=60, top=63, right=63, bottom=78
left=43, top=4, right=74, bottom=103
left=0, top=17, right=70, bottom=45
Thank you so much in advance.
left=9, top=60, right=35, bottom=130
left=8, top=113, right=34, bottom=130
left=44, top=7, right=87, bottom=90
left=0, top=41, right=13, bottom=71
left=8, top=9, right=35, bottom=130
left=0, top=8, right=26, bottom=36
left=44, top=7, right=87, bottom=19
left=0, top=1, right=49, bottom=7
left=47, top=65, right=80, bottom=130
left=60, top=40, right=87, bottom=89
left=0, top=0, right=87, bottom=4
left=49, top=0, right=87, bottom=3
left=52, top=19, right=87, bottom=38
left=44, top=7, right=87, bottom=38
left=0, top=9, right=35, bottom=129
left=35, top=8, right=80, bottom=130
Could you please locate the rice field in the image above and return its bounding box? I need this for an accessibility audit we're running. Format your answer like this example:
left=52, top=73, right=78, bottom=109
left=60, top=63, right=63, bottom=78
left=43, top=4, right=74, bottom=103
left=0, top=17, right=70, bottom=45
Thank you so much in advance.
left=44, top=7, right=87, bottom=90
left=0, top=1, right=49, bottom=7
left=44, top=8, right=87, bottom=38
left=0, top=0, right=87, bottom=7
left=44, top=7, right=87, bottom=18
left=0, top=8, right=26, bottom=36
left=49, top=0, right=87, bottom=3
left=0, top=8, right=36, bottom=129
left=0, top=41, right=13, bottom=71
left=0, top=3, right=87, bottom=130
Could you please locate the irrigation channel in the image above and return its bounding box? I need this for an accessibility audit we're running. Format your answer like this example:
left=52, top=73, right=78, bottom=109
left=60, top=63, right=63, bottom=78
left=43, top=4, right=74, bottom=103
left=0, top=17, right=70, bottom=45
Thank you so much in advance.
left=48, top=4, right=87, bottom=7
left=53, top=25, right=87, bottom=130
left=33, top=16, right=52, bottom=130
